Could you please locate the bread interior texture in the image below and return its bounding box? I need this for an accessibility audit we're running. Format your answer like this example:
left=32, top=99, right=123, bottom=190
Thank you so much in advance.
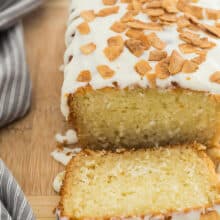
left=69, top=88, right=220, bottom=149
left=61, top=146, right=220, bottom=218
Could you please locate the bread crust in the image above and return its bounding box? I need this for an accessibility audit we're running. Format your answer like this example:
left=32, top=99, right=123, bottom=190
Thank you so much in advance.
left=68, top=85, right=220, bottom=105
left=57, top=211, right=220, bottom=220
left=59, top=144, right=220, bottom=220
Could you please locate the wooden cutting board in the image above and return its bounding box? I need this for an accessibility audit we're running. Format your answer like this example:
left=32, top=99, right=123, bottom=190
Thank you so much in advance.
left=28, top=196, right=60, bottom=220
left=0, top=0, right=69, bottom=218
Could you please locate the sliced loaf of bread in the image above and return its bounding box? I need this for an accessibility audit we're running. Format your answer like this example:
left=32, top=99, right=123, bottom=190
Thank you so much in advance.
left=59, top=144, right=220, bottom=220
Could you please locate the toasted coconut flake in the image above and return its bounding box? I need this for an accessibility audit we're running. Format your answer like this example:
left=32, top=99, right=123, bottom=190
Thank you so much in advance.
left=108, top=36, right=124, bottom=48
left=96, top=6, right=119, bottom=17
left=139, top=0, right=150, bottom=4
left=201, top=211, right=220, bottom=220
left=160, top=13, right=177, bottom=22
left=191, top=53, right=207, bottom=65
left=178, top=43, right=200, bottom=54
left=199, top=38, right=216, bottom=49
left=177, top=27, right=183, bottom=33
left=135, top=60, right=152, bottom=76
left=216, top=23, right=220, bottom=28
left=206, top=9, right=220, bottom=20
left=104, top=36, right=124, bottom=61
left=111, top=21, right=127, bottom=33
left=210, top=72, right=220, bottom=84
left=146, top=73, right=157, bottom=88
left=159, top=21, right=174, bottom=26
left=147, top=32, right=166, bottom=50
left=187, top=5, right=203, bottom=19
left=120, top=0, right=131, bottom=3
left=127, top=20, right=163, bottom=31
left=182, top=60, right=198, bottom=73
left=185, top=13, right=220, bottom=38
left=177, top=1, right=203, bottom=19
left=155, top=58, right=170, bottom=79
left=77, top=70, right=92, bottom=82
left=150, top=16, right=160, bottom=23
left=168, top=50, right=185, bottom=74
left=97, top=65, right=115, bottom=79
left=149, top=50, right=167, bottom=61
left=132, top=0, right=142, bottom=11
left=77, top=22, right=90, bottom=35
left=144, top=8, right=165, bottom=17
left=179, top=31, right=216, bottom=49
left=187, top=23, right=200, bottom=32
left=125, top=39, right=145, bottom=57
left=162, top=0, right=178, bottom=13
left=125, top=28, right=144, bottom=39
left=184, top=12, right=200, bottom=24
left=146, top=0, right=162, bottom=8
left=120, top=11, right=135, bottom=22
left=196, top=50, right=208, bottom=56
left=104, top=46, right=123, bottom=61
left=179, top=31, right=199, bottom=44
left=202, top=24, right=220, bottom=38
left=80, top=43, right=96, bottom=55
left=177, top=16, right=190, bottom=28
left=103, top=0, right=117, bottom=5
left=177, top=0, right=186, bottom=11
left=80, top=10, right=96, bottom=22
left=127, top=3, right=134, bottom=11
left=138, top=34, right=150, bottom=50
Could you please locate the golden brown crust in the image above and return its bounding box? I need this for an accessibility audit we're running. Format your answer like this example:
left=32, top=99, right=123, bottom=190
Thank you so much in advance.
left=59, top=144, right=220, bottom=220
left=67, top=84, right=220, bottom=100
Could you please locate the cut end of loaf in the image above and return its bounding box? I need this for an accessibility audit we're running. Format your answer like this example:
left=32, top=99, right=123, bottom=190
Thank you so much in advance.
left=68, top=87, right=220, bottom=149
left=59, top=144, right=220, bottom=219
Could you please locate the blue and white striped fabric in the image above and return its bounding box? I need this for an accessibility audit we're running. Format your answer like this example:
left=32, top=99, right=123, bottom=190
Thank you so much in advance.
left=0, top=0, right=42, bottom=128
left=0, top=160, right=35, bottom=220
left=0, top=0, right=42, bottom=219
left=0, top=23, right=32, bottom=128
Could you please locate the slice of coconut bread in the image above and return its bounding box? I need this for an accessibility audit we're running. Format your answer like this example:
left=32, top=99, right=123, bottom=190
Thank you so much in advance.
left=59, top=144, right=220, bottom=220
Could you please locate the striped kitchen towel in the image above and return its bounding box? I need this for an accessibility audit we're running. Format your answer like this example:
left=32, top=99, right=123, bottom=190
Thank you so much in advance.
left=0, top=0, right=42, bottom=128
left=0, top=1, right=42, bottom=219
left=0, top=160, right=35, bottom=220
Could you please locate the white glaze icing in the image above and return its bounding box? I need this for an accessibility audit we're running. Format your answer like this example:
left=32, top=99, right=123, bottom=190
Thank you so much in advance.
left=192, top=0, right=220, bottom=9
left=172, top=210, right=200, bottom=220
left=61, top=0, right=220, bottom=118
left=51, top=147, right=81, bottom=166
left=53, top=171, right=65, bottom=193
left=55, top=129, right=78, bottom=145
left=56, top=209, right=69, bottom=220
left=56, top=206, right=220, bottom=220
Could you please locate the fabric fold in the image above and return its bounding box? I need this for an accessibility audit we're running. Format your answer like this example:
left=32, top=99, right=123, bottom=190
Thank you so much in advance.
left=0, top=0, right=41, bottom=128
left=0, top=23, right=32, bottom=128
left=0, top=0, right=42, bottom=30
left=0, top=160, right=35, bottom=220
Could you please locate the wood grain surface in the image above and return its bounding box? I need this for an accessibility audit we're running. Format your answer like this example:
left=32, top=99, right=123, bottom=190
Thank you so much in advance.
left=28, top=196, right=59, bottom=220
left=0, top=0, right=69, bottom=218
